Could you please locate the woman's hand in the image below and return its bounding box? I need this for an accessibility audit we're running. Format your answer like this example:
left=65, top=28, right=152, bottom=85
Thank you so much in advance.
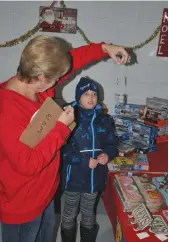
left=102, top=44, right=130, bottom=64
left=58, top=106, right=74, bottom=126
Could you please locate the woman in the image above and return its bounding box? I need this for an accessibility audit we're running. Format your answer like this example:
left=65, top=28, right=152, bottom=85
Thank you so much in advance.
left=0, top=35, right=129, bottom=242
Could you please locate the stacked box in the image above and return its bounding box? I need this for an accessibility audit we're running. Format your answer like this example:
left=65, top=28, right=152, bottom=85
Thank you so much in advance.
left=129, top=121, right=157, bottom=146
left=114, top=117, right=131, bottom=141
left=115, top=103, right=145, bottom=120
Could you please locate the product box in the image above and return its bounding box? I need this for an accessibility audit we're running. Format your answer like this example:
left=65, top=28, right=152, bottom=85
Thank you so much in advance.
left=139, top=107, right=168, bottom=124
left=122, top=140, right=157, bottom=154
left=146, top=97, right=168, bottom=110
left=135, top=144, right=157, bottom=154
left=115, top=103, right=145, bottom=119
left=114, top=117, right=131, bottom=142
left=117, top=142, right=136, bottom=156
left=130, top=121, right=157, bottom=146
left=108, top=156, right=134, bottom=171
left=158, top=126, right=168, bottom=137
left=133, top=154, right=149, bottom=171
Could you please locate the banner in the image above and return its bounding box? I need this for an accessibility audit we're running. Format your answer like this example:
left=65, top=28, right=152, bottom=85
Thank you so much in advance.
left=157, top=8, right=168, bottom=57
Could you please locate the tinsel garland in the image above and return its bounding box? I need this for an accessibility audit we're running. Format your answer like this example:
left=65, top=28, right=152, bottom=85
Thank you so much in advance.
left=0, top=0, right=161, bottom=50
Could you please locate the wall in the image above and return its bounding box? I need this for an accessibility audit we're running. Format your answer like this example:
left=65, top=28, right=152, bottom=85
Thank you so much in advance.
left=0, top=1, right=168, bottom=114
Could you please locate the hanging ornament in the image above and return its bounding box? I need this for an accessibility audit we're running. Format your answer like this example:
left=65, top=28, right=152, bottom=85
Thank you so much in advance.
left=0, top=0, right=161, bottom=53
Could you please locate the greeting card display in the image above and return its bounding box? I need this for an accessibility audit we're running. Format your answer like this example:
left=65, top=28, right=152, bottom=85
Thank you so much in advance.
left=114, top=174, right=144, bottom=212
left=152, top=174, right=168, bottom=206
left=115, top=174, right=165, bottom=213
left=128, top=203, right=153, bottom=231
left=149, top=215, right=168, bottom=235
left=133, top=175, right=165, bottom=212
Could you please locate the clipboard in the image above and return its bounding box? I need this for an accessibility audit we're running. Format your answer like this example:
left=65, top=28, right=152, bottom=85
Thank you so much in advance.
left=19, top=97, right=76, bottom=148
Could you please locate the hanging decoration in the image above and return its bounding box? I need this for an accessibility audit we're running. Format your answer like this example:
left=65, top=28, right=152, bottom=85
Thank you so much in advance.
left=39, top=6, right=77, bottom=34
left=0, top=0, right=162, bottom=52
left=156, top=8, right=168, bottom=57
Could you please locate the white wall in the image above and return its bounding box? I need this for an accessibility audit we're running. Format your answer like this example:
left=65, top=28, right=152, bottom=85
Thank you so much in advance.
left=0, top=1, right=168, bottom=114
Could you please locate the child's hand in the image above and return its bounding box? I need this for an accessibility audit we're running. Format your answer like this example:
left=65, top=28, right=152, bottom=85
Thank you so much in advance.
left=97, top=153, right=109, bottom=165
left=89, top=157, right=98, bottom=168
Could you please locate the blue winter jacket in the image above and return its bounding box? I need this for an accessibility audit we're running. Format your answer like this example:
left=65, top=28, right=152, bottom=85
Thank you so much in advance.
left=61, top=103, right=117, bottom=193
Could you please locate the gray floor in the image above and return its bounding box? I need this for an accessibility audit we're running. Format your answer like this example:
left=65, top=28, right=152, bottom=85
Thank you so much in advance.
left=0, top=198, right=114, bottom=242
left=55, top=197, right=115, bottom=242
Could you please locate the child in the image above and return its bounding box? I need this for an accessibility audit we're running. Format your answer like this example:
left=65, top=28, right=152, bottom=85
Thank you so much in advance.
left=61, top=76, right=117, bottom=242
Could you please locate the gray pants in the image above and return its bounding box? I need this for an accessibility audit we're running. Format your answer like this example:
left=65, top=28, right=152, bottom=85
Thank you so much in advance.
left=62, top=191, right=98, bottom=230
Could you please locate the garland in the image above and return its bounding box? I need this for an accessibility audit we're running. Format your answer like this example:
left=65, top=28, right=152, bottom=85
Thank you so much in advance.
left=0, top=0, right=161, bottom=50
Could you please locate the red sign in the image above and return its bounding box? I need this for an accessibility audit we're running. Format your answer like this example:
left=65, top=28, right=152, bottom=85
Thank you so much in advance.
left=157, top=8, right=168, bottom=57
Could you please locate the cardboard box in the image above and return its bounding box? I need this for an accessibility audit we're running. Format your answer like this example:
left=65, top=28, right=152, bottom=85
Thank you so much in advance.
left=19, top=97, right=76, bottom=148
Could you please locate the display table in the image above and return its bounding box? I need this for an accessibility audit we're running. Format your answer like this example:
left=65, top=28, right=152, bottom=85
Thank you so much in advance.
left=103, top=143, right=168, bottom=242
left=147, top=143, right=168, bottom=172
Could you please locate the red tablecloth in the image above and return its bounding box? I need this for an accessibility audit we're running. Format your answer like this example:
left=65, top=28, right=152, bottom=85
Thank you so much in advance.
left=103, top=143, right=168, bottom=242
left=148, top=143, right=168, bottom=172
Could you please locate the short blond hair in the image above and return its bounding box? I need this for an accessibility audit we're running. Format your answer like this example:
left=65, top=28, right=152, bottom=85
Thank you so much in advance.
left=17, top=35, right=71, bottom=83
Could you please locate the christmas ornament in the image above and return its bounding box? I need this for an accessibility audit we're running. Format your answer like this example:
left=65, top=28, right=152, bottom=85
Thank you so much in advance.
left=0, top=0, right=162, bottom=62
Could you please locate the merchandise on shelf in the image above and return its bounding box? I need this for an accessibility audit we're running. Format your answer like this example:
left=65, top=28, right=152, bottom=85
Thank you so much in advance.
left=138, top=97, right=168, bottom=133
left=133, top=154, right=149, bottom=171
left=122, top=140, right=157, bottom=154
left=149, top=215, right=168, bottom=235
left=128, top=203, right=153, bottom=232
left=115, top=103, right=145, bottom=119
left=113, top=96, right=168, bottom=153
left=114, top=174, right=165, bottom=213
left=138, top=107, right=168, bottom=124
left=130, top=121, right=157, bottom=146
left=114, top=174, right=144, bottom=212
left=133, top=175, right=165, bottom=212
left=120, top=121, right=157, bottom=154
left=108, top=154, right=149, bottom=172
left=162, top=210, right=168, bottom=221
left=152, top=174, right=168, bottom=206
left=158, top=126, right=168, bottom=136
left=117, top=142, right=136, bottom=156
left=108, top=157, right=134, bottom=171
left=156, top=126, right=168, bottom=143
left=114, top=117, right=131, bottom=141
left=146, top=97, right=168, bottom=111
left=135, top=144, right=157, bottom=154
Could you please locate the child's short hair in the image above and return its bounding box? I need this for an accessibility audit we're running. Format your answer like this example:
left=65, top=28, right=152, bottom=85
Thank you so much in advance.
left=17, top=35, right=71, bottom=83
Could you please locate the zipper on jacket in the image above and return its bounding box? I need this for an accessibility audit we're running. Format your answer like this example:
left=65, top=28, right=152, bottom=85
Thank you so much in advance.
left=65, top=165, right=72, bottom=189
left=91, top=111, right=96, bottom=193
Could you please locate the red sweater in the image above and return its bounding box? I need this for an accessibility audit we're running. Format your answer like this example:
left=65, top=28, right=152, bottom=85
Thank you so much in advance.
left=0, top=43, right=107, bottom=224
